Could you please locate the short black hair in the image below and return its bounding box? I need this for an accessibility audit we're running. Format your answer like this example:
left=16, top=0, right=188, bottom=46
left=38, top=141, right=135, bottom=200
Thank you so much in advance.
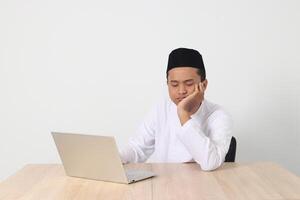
left=196, top=68, right=206, bottom=81
left=166, top=68, right=206, bottom=81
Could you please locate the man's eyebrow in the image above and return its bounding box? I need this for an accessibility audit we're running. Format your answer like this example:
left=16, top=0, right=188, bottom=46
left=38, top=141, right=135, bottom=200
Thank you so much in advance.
left=184, top=79, right=194, bottom=83
left=169, top=79, right=194, bottom=83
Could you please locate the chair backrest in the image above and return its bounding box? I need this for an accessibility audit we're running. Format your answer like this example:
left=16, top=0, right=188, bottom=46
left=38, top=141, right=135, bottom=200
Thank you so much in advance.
left=225, top=136, right=236, bottom=162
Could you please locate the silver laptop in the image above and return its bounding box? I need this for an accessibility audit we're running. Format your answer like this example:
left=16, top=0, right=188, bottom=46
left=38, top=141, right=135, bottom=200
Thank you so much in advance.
left=51, top=132, right=155, bottom=184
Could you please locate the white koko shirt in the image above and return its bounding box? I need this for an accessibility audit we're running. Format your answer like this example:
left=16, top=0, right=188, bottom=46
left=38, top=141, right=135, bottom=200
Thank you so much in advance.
left=120, top=97, right=233, bottom=171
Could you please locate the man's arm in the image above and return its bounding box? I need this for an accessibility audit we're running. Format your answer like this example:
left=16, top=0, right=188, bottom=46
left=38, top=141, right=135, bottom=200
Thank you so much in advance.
left=119, top=104, right=157, bottom=163
left=176, top=83, right=232, bottom=171
left=177, top=110, right=232, bottom=171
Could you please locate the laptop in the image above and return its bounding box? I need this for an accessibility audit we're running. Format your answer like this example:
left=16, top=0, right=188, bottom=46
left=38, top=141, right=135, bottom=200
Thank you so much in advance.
left=51, top=132, right=155, bottom=184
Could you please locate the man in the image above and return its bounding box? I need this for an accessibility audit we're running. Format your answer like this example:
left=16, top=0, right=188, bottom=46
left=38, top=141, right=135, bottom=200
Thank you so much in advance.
left=120, top=48, right=233, bottom=171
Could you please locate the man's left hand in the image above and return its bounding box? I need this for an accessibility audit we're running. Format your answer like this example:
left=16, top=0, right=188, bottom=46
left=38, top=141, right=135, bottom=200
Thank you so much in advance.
left=177, top=82, right=204, bottom=125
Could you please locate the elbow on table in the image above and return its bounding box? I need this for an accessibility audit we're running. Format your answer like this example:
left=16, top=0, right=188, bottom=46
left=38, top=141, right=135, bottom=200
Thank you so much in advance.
left=197, top=160, right=222, bottom=171
left=200, top=164, right=218, bottom=171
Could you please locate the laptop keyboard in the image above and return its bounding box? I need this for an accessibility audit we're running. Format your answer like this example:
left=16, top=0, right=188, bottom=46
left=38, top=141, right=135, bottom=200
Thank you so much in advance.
left=125, top=169, right=154, bottom=182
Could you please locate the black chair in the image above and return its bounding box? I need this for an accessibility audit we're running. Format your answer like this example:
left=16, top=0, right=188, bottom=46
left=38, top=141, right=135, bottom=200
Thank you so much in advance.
left=225, top=137, right=236, bottom=162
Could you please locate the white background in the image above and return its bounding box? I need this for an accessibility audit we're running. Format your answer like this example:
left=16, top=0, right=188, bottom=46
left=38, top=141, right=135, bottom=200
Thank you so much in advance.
left=0, top=0, right=299, bottom=181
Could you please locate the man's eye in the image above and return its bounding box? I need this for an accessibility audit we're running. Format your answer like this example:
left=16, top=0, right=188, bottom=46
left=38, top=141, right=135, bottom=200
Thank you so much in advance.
left=171, top=84, right=178, bottom=87
left=186, top=83, right=194, bottom=86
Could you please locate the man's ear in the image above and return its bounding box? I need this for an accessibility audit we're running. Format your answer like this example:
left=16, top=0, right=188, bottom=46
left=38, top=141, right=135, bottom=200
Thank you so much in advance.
left=202, top=79, right=208, bottom=91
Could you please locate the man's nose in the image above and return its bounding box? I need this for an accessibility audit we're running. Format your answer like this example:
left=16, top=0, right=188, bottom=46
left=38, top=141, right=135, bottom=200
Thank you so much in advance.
left=178, top=84, right=187, bottom=95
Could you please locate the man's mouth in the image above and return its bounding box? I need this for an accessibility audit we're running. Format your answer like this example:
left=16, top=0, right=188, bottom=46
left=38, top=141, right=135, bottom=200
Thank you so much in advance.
left=177, top=97, right=186, bottom=101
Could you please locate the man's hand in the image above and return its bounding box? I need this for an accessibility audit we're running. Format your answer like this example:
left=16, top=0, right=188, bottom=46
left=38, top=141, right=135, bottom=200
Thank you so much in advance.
left=177, top=82, right=205, bottom=125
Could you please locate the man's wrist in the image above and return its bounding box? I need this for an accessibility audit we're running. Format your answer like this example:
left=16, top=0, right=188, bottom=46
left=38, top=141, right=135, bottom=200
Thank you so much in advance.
left=177, top=110, right=191, bottom=126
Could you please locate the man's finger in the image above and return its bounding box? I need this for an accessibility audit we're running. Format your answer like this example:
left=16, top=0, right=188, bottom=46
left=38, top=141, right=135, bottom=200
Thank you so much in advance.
left=195, top=83, right=199, bottom=93
left=199, top=82, right=204, bottom=93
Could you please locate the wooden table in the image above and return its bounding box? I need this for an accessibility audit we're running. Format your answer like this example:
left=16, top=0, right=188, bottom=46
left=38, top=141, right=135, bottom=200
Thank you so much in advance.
left=1, top=162, right=300, bottom=200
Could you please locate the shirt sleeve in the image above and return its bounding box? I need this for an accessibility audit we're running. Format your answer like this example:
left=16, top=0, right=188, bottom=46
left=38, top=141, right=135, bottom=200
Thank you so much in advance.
left=119, top=104, right=157, bottom=163
left=177, top=109, right=233, bottom=171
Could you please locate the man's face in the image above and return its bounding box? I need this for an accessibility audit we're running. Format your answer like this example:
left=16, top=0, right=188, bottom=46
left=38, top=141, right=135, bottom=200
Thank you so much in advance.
left=167, top=67, right=207, bottom=105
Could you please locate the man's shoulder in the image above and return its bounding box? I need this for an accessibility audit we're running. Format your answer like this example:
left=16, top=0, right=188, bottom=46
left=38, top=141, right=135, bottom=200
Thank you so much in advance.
left=202, top=99, right=231, bottom=119
left=202, top=99, right=232, bottom=124
left=203, top=99, right=222, bottom=112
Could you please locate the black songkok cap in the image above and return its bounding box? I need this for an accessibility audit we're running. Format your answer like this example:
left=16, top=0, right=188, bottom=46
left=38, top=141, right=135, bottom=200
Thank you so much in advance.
left=167, top=48, right=205, bottom=77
